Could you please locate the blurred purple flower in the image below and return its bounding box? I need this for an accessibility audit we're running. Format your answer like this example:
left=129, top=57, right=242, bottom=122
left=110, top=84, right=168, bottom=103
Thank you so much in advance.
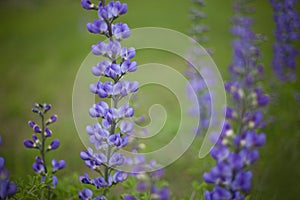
left=203, top=0, right=269, bottom=198
left=270, top=0, right=300, bottom=81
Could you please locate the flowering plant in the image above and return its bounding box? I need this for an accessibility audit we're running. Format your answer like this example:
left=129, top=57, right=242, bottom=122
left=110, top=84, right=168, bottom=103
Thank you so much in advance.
left=24, top=103, right=65, bottom=199
left=270, top=0, right=300, bottom=81
left=79, top=0, right=139, bottom=199
left=203, top=0, right=269, bottom=199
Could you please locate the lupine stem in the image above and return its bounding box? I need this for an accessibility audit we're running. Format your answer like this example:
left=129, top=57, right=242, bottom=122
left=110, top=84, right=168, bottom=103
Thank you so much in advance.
left=39, top=113, right=52, bottom=200
left=104, top=85, right=119, bottom=195
left=40, top=114, right=48, bottom=174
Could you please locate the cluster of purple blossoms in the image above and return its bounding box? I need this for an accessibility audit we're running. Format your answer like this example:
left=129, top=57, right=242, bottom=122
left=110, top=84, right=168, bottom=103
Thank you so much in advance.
left=24, top=103, right=65, bottom=194
left=128, top=166, right=170, bottom=200
left=79, top=0, right=138, bottom=199
left=122, top=146, right=170, bottom=200
left=0, top=136, right=17, bottom=199
left=203, top=1, right=269, bottom=199
left=123, top=170, right=170, bottom=200
left=186, top=0, right=213, bottom=135
left=270, top=0, right=300, bottom=81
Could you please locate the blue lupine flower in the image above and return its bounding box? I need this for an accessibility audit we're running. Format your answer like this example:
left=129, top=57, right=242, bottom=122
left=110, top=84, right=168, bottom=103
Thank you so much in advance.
left=203, top=0, right=269, bottom=198
left=186, top=0, right=214, bottom=135
left=112, top=23, right=131, bottom=39
left=122, top=143, right=171, bottom=199
left=151, top=185, right=170, bottom=200
left=51, top=159, right=66, bottom=173
left=47, top=139, right=60, bottom=151
left=81, top=0, right=98, bottom=10
left=79, top=188, right=93, bottom=200
left=32, top=162, right=45, bottom=174
left=79, top=0, right=138, bottom=198
left=270, top=0, right=300, bottom=81
left=87, top=20, right=108, bottom=34
left=24, top=139, right=36, bottom=148
left=24, top=103, right=65, bottom=196
left=52, top=176, right=58, bottom=189
left=112, top=171, right=127, bottom=183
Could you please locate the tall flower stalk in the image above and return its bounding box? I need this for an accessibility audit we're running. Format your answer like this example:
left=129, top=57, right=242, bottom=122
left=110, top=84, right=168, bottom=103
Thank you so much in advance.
left=24, top=103, right=65, bottom=199
left=0, top=136, right=17, bottom=199
left=203, top=1, right=269, bottom=199
left=270, top=0, right=300, bottom=82
left=79, top=0, right=138, bottom=199
left=186, top=0, right=212, bottom=135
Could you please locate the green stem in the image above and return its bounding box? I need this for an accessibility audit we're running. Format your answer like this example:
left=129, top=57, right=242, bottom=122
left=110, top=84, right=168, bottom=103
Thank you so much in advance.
left=40, top=113, right=51, bottom=200
left=101, top=8, right=120, bottom=195
left=103, top=96, right=118, bottom=196
left=40, top=114, right=47, bottom=174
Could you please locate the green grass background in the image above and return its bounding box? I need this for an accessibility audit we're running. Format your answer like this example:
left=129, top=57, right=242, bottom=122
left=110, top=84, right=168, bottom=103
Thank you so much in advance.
left=0, top=0, right=300, bottom=199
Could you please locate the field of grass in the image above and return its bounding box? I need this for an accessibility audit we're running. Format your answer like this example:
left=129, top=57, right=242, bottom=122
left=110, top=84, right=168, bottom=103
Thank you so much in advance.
left=0, top=0, right=300, bottom=199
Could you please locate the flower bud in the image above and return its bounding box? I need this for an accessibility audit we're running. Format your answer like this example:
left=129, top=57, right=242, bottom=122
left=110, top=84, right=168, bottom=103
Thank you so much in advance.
left=47, top=139, right=60, bottom=151
left=24, top=140, right=35, bottom=148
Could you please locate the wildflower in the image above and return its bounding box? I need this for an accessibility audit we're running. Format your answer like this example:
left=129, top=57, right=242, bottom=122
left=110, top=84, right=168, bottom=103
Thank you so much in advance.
left=24, top=103, right=65, bottom=197
left=203, top=0, right=269, bottom=198
left=270, top=0, right=300, bottom=81
left=79, top=0, right=138, bottom=198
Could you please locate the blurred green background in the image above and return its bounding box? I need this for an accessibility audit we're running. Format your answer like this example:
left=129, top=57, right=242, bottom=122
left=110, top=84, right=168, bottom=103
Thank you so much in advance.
left=0, top=0, right=300, bottom=199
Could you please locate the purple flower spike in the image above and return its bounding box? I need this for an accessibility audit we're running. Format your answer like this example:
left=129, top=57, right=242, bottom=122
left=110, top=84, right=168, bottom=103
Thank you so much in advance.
left=202, top=0, right=269, bottom=198
left=270, top=0, right=300, bottom=81
left=25, top=103, right=65, bottom=192
left=80, top=0, right=139, bottom=197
